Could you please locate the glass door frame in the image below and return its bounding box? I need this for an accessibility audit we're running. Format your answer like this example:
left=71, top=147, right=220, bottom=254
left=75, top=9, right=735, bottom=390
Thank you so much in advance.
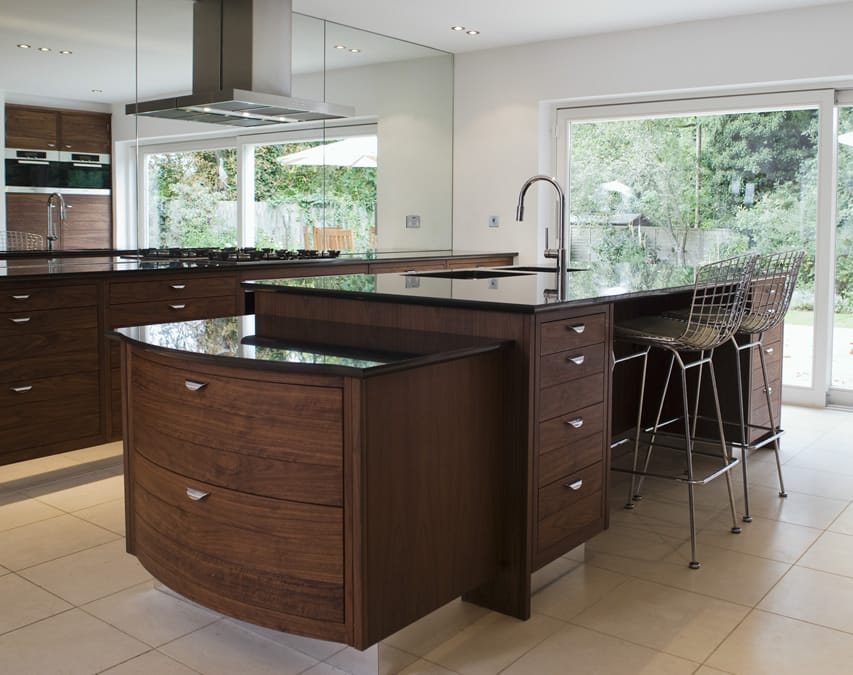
left=554, top=89, right=837, bottom=407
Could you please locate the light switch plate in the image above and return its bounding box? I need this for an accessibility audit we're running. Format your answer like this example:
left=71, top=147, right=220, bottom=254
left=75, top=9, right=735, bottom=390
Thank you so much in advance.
left=405, top=214, right=421, bottom=228
left=488, top=215, right=499, bottom=228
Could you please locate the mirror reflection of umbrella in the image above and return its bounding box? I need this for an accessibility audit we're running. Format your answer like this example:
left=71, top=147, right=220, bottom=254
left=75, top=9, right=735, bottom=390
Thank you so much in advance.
left=277, top=136, right=378, bottom=167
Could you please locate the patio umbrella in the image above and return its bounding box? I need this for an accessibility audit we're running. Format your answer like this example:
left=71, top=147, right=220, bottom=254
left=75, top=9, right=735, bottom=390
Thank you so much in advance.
left=277, top=136, right=377, bottom=168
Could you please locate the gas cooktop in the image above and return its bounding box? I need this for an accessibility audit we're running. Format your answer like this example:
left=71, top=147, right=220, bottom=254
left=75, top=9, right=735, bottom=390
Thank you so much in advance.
left=126, top=247, right=342, bottom=263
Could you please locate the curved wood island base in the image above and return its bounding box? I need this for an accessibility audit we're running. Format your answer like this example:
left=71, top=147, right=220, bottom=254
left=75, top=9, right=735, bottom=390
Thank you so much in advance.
left=116, top=319, right=511, bottom=649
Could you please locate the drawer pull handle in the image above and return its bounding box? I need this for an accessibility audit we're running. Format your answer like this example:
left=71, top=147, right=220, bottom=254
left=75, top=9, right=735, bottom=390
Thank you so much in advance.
left=184, top=380, right=208, bottom=391
left=764, top=386, right=773, bottom=394
left=11, top=294, right=31, bottom=300
left=170, top=284, right=187, bottom=290
left=568, top=324, right=586, bottom=334
left=764, top=347, right=774, bottom=354
left=566, top=417, right=584, bottom=429
left=10, top=385, right=33, bottom=393
left=9, top=317, right=31, bottom=323
left=568, top=354, right=585, bottom=365
left=186, top=487, right=210, bottom=501
left=565, top=479, right=584, bottom=491
left=169, top=304, right=187, bottom=310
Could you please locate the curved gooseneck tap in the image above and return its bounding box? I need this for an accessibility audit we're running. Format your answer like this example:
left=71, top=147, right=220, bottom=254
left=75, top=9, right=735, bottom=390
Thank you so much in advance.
left=516, top=175, right=568, bottom=300
left=46, top=192, right=66, bottom=251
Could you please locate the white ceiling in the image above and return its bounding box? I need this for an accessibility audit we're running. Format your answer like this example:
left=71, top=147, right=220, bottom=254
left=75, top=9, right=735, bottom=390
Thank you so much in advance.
left=0, top=0, right=846, bottom=106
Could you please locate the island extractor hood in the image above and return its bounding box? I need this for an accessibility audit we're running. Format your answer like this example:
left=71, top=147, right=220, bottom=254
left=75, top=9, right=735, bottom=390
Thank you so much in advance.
left=127, top=0, right=354, bottom=127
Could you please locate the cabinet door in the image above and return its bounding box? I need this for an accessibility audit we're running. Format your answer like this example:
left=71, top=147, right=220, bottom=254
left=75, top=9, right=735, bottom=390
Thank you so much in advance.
left=62, top=195, right=113, bottom=249
left=5, top=106, right=58, bottom=149
left=4, top=193, right=48, bottom=242
left=58, top=112, right=111, bottom=153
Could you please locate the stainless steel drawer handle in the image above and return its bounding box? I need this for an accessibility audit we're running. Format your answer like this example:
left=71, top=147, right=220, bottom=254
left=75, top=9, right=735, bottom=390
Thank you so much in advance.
left=186, top=487, right=210, bottom=501
left=169, top=304, right=187, bottom=310
left=565, top=418, right=584, bottom=428
left=11, top=294, right=31, bottom=300
left=568, top=324, right=586, bottom=334
left=9, top=317, right=31, bottom=323
left=764, top=347, right=774, bottom=354
left=170, top=284, right=187, bottom=290
left=565, top=479, right=584, bottom=491
left=10, top=385, right=33, bottom=393
left=568, top=354, right=585, bottom=365
left=184, top=380, right=208, bottom=391
left=764, top=386, right=773, bottom=394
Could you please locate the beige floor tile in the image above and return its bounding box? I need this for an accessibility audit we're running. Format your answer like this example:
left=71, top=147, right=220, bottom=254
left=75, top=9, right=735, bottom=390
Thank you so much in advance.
left=787, top=444, right=853, bottom=476
left=694, top=667, right=734, bottom=675
left=383, top=598, right=490, bottom=657
left=500, top=624, right=699, bottom=675
left=828, top=501, right=853, bottom=536
left=0, top=513, right=119, bottom=570
left=422, top=611, right=564, bottom=675
left=397, top=659, right=460, bottom=675
left=530, top=555, right=582, bottom=593
left=83, top=580, right=220, bottom=646
left=229, top=618, right=347, bottom=661
left=0, top=454, right=87, bottom=493
left=736, top=484, right=847, bottom=530
left=23, top=470, right=125, bottom=512
left=0, top=573, right=71, bottom=635
left=160, top=620, right=319, bottom=675
left=759, top=565, right=853, bottom=633
left=0, top=491, right=64, bottom=532
left=750, top=463, right=853, bottom=501
left=798, top=530, right=853, bottom=578
left=608, top=493, right=724, bottom=542
left=698, top=512, right=822, bottom=563
left=327, top=643, right=418, bottom=675
left=300, top=664, right=353, bottom=675
left=707, top=609, right=853, bottom=674
left=101, top=649, right=200, bottom=675
left=0, top=608, right=147, bottom=674
left=20, top=539, right=151, bottom=605
left=72, top=497, right=126, bottom=535
left=532, top=564, right=627, bottom=622
left=572, top=577, right=748, bottom=662
left=62, top=441, right=123, bottom=465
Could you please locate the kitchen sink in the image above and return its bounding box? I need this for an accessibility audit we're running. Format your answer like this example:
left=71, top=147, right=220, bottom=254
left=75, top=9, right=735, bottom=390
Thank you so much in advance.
left=404, top=269, right=534, bottom=280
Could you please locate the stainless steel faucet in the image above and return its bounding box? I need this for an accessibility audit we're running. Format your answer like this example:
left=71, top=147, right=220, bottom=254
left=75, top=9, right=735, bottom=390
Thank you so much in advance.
left=46, top=192, right=66, bottom=251
left=516, top=175, right=568, bottom=298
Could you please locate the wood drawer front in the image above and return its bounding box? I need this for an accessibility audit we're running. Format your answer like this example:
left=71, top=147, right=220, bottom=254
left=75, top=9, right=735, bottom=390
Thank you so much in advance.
left=750, top=377, right=781, bottom=426
left=539, top=313, right=607, bottom=356
left=368, top=260, right=446, bottom=273
left=0, top=308, right=97, bottom=360
left=0, top=305, right=96, bottom=335
left=539, top=372, right=604, bottom=422
left=445, top=256, right=514, bottom=269
left=109, top=295, right=237, bottom=328
left=539, top=342, right=606, bottom=388
left=110, top=276, right=236, bottom=304
left=0, top=350, right=98, bottom=384
left=537, top=463, right=604, bottom=551
left=539, top=432, right=604, bottom=487
left=133, top=453, right=344, bottom=623
left=1, top=371, right=100, bottom=451
left=751, top=340, right=782, bottom=380
left=0, top=284, right=97, bottom=312
left=539, top=401, right=605, bottom=453
left=130, top=354, right=342, bottom=469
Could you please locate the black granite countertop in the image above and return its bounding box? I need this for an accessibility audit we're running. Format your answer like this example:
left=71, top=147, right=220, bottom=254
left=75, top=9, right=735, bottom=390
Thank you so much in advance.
left=243, top=262, right=698, bottom=312
left=113, top=315, right=510, bottom=377
left=0, top=250, right=515, bottom=280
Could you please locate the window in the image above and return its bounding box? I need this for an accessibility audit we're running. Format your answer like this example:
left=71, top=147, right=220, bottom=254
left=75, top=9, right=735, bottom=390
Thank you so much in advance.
left=138, top=128, right=377, bottom=252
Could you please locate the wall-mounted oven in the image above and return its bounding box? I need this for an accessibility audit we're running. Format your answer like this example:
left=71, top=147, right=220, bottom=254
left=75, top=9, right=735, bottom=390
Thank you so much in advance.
left=56, top=151, right=111, bottom=189
left=4, top=148, right=59, bottom=188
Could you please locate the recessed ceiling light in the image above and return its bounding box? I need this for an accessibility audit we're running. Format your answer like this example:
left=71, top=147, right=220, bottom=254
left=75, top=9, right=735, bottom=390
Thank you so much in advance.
left=91, top=89, right=103, bottom=94
left=466, top=30, right=480, bottom=36
left=38, top=46, right=50, bottom=52
left=333, top=44, right=346, bottom=50
left=17, top=43, right=31, bottom=49
left=349, top=48, right=360, bottom=53
left=59, top=49, right=72, bottom=55
left=450, top=25, right=466, bottom=32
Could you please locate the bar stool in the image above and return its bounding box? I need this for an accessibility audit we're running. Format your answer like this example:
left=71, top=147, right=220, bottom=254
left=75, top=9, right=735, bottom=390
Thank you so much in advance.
left=612, top=254, right=756, bottom=569
left=730, top=250, right=804, bottom=522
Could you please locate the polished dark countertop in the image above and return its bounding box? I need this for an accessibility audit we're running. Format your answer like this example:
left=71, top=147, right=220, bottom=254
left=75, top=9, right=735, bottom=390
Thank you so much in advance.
left=0, top=249, right=515, bottom=280
left=113, top=315, right=510, bottom=377
left=243, top=263, right=698, bottom=312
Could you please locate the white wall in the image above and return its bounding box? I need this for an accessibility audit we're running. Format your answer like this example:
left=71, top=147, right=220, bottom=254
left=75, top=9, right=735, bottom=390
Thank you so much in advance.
left=453, top=2, right=853, bottom=263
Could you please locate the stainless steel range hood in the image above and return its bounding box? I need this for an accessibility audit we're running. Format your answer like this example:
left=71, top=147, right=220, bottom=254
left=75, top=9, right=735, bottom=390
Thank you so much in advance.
left=127, top=0, right=354, bottom=127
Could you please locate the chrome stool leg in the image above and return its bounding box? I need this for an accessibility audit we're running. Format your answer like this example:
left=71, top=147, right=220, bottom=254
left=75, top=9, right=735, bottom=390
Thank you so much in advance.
left=757, top=337, right=787, bottom=498
left=708, top=355, right=742, bottom=535
left=624, top=347, right=651, bottom=510
left=731, top=336, right=753, bottom=522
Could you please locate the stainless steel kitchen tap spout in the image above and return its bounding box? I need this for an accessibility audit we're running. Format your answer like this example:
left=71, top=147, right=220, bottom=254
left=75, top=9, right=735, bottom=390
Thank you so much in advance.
left=46, top=192, right=66, bottom=251
left=516, top=175, right=568, bottom=299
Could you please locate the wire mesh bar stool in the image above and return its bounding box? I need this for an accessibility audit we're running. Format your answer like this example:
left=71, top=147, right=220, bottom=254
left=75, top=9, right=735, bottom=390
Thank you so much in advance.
left=730, top=250, right=804, bottom=522
left=0, top=231, right=45, bottom=250
left=611, top=254, right=756, bottom=569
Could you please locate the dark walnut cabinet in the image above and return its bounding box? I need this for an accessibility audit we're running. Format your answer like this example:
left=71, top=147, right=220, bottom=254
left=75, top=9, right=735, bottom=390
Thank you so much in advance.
left=5, top=193, right=113, bottom=250
left=6, top=104, right=111, bottom=153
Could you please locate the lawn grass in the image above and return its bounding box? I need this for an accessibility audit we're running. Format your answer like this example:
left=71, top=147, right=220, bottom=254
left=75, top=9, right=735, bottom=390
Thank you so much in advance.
left=787, top=309, right=853, bottom=327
